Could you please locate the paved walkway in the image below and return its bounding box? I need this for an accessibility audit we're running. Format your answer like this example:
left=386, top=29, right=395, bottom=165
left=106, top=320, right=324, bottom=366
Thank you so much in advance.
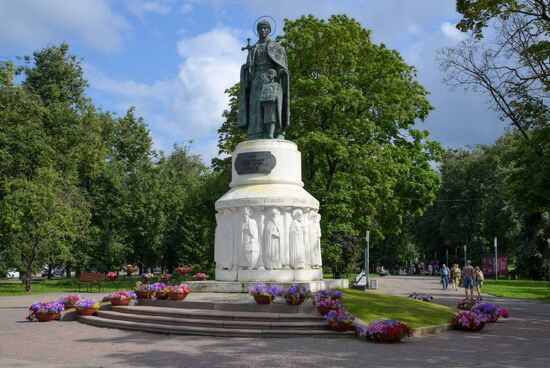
left=0, top=277, right=549, bottom=368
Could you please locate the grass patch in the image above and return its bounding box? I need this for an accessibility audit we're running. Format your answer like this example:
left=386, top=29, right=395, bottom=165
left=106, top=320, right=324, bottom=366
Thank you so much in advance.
left=0, top=277, right=146, bottom=296
left=482, top=280, right=550, bottom=302
left=342, top=289, right=455, bottom=328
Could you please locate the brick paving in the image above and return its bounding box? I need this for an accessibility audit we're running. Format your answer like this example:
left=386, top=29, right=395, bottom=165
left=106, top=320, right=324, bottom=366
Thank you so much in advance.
left=0, top=277, right=549, bottom=368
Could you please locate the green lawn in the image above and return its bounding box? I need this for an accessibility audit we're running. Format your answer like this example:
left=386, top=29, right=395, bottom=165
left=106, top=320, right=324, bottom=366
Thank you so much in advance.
left=482, top=280, right=550, bottom=302
left=342, top=289, right=455, bottom=328
left=0, top=277, right=151, bottom=296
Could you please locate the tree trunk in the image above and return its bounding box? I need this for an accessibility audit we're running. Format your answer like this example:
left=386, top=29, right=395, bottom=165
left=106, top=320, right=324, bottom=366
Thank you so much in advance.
left=47, top=264, right=53, bottom=279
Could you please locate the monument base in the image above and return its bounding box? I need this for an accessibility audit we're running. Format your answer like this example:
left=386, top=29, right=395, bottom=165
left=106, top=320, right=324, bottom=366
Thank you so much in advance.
left=215, top=268, right=322, bottom=282
left=185, top=279, right=349, bottom=293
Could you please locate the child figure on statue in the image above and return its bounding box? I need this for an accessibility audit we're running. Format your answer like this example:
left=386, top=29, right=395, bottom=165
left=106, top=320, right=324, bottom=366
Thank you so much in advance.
left=260, top=69, right=283, bottom=139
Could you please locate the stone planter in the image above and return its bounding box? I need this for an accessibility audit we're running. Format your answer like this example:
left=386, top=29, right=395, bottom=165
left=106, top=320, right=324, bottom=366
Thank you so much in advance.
left=374, top=334, right=404, bottom=343
left=36, top=312, right=60, bottom=322
left=253, top=295, right=274, bottom=304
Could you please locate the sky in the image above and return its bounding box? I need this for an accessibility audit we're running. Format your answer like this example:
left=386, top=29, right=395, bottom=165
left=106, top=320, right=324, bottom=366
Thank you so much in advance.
left=0, top=0, right=508, bottom=164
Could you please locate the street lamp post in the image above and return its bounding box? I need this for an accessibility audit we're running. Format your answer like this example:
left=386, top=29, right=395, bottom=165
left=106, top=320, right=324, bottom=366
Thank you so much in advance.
left=494, top=237, right=498, bottom=281
left=365, top=230, right=370, bottom=290
left=463, top=245, right=467, bottom=266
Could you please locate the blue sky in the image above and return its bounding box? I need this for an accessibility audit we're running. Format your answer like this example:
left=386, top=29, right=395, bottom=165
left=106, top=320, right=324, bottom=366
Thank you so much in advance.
left=0, top=0, right=508, bottom=164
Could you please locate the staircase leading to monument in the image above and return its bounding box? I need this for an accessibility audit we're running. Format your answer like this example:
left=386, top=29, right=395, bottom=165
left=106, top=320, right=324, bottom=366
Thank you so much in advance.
left=78, top=301, right=356, bottom=338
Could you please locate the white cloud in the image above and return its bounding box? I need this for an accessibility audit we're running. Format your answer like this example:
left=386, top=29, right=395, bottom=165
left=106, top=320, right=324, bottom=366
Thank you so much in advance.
left=0, top=0, right=129, bottom=53
left=87, top=25, right=244, bottom=163
left=181, top=3, right=193, bottom=14
left=441, top=22, right=466, bottom=41
left=125, top=0, right=172, bottom=19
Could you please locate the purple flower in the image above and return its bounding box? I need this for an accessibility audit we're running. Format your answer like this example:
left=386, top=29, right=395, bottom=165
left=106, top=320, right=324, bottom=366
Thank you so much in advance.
left=324, top=308, right=355, bottom=323
left=74, top=299, right=99, bottom=310
left=249, top=284, right=283, bottom=297
left=27, top=301, right=65, bottom=321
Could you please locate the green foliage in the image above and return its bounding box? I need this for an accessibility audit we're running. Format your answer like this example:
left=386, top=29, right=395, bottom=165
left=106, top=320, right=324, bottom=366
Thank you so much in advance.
left=0, top=168, right=90, bottom=291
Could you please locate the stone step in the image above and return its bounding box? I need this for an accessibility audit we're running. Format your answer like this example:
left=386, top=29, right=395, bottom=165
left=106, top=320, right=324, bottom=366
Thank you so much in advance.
left=98, top=310, right=329, bottom=330
left=137, top=299, right=318, bottom=314
left=111, top=305, right=323, bottom=322
left=78, top=315, right=356, bottom=338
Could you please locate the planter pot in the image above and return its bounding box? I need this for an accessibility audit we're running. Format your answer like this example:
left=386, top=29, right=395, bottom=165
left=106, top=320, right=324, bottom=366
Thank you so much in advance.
left=36, top=312, right=60, bottom=322
left=135, top=290, right=151, bottom=299
left=168, top=293, right=188, bottom=301
left=328, top=321, right=352, bottom=332
left=458, top=323, right=486, bottom=332
left=110, top=298, right=131, bottom=306
left=64, top=304, right=75, bottom=310
left=154, top=293, right=169, bottom=300
left=253, top=295, right=273, bottom=304
left=76, top=308, right=98, bottom=316
left=285, top=294, right=306, bottom=306
left=317, top=305, right=338, bottom=316
left=375, top=334, right=403, bottom=343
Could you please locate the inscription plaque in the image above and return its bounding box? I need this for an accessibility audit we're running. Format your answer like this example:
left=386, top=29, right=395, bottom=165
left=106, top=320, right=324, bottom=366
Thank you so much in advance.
left=235, top=151, right=276, bottom=175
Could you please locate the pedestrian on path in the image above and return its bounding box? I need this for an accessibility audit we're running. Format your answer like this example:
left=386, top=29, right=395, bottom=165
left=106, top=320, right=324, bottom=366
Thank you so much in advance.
left=452, top=264, right=461, bottom=291
left=441, top=264, right=450, bottom=290
left=474, top=265, right=484, bottom=300
left=462, top=260, right=475, bottom=299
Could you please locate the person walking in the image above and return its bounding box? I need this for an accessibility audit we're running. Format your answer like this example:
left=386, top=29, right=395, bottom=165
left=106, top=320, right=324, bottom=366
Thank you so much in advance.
left=452, top=264, right=461, bottom=291
left=474, top=266, right=484, bottom=300
left=441, top=264, right=450, bottom=290
left=462, top=260, right=475, bottom=299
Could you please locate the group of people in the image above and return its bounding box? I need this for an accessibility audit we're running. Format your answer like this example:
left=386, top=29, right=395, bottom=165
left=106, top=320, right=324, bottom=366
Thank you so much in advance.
left=439, top=260, right=484, bottom=299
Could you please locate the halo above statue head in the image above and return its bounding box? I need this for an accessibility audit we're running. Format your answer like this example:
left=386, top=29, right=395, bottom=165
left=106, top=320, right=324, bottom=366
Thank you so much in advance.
left=253, top=15, right=277, bottom=36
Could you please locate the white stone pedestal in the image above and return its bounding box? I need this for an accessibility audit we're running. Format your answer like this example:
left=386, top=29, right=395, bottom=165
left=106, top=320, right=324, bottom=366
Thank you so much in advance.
left=214, top=140, right=323, bottom=282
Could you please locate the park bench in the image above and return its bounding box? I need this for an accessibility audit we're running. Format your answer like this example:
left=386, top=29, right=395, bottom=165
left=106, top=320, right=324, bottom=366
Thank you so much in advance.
left=74, top=272, right=105, bottom=292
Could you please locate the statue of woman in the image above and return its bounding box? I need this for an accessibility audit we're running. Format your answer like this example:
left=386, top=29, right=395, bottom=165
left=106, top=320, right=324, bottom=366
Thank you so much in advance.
left=240, top=207, right=259, bottom=269
left=237, top=20, right=289, bottom=140
left=263, top=208, right=282, bottom=269
left=289, top=209, right=306, bottom=269
left=308, top=212, right=322, bottom=268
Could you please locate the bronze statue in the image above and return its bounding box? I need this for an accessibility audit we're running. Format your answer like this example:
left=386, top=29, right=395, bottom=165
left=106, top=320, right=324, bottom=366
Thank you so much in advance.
left=237, top=20, right=289, bottom=140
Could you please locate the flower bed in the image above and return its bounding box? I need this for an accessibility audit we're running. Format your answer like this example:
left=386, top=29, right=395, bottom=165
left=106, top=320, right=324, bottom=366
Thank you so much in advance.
left=324, top=308, right=355, bottom=332
left=408, top=292, right=433, bottom=302
left=165, top=284, right=191, bottom=301
left=193, top=272, right=208, bottom=281
left=107, top=271, right=119, bottom=281
left=27, top=301, right=64, bottom=322
left=283, top=285, right=311, bottom=305
left=74, top=299, right=100, bottom=316
left=451, top=310, right=490, bottom=331
left=359, top=320, right=413, bottom=343
left=249, top=284, right=283, bottom=304
left=102, top=291, right=137, bottom=306
left=313, top=290, right=342, bottom=315
left=140, top=272, right=154, bottom=283
left=457, top=298, right=479, bottom=310
left=57, top=294, right=80, bottom=309
left=471, top=302, right=509, bottom=323
left=175, top=264, right=193, bottom=277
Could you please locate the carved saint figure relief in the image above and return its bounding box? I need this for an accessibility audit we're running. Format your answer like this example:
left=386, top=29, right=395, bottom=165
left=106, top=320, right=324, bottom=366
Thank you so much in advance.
left=263, top=207, right=282, bottom=269
left=309, top=212, right=322, bottom=268
left=240, top=207, right=259, bottom=269
left=289, top=209, right=306, bottom=269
